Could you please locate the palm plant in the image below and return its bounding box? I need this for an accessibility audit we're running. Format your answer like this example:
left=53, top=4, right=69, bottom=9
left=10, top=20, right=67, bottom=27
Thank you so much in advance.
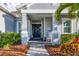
left=55, top=3, right=79, bottom=34
left=55, top=3, right=79, bottom=21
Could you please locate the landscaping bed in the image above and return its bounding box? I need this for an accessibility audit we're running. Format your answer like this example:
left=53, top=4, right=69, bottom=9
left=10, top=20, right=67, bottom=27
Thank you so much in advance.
left=45, top=43, right=79, bottom=56
left=45, top=45, right=65, bottom=56
left=0, top=32, right=29, bottom=56
left=0, top=45, right=29, bottom=56
left=45, top=34, right=79, bottom=56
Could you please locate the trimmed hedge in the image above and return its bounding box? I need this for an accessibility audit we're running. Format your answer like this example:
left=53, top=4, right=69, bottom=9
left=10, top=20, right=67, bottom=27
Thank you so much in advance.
left=0, top=32, right=20, bottom=48
left=61, top=34, right=79, bottom=44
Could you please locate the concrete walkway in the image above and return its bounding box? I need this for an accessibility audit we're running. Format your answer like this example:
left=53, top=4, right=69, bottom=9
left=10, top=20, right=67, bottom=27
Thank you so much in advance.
left=26, top=41, right=49, bottom=56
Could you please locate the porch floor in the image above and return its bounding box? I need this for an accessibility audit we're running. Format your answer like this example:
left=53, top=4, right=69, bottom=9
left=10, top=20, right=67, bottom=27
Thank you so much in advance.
left=26, top=41, right=49, bottom=56
left=30, top=38, right=45, bottom=41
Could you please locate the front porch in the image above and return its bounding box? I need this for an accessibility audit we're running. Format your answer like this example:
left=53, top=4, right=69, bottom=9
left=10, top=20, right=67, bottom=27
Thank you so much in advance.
left=21, top=9, right=60, bottom=45
left=28, top=13, right=53, bottom=41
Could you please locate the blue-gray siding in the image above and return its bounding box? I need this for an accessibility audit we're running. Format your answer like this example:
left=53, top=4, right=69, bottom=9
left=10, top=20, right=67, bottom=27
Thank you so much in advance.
left=3, top=14, right=16, bottom=32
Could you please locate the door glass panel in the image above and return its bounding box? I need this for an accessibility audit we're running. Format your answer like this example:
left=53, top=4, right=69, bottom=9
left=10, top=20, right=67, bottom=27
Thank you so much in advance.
left=32, top=24, right=41, bottom=38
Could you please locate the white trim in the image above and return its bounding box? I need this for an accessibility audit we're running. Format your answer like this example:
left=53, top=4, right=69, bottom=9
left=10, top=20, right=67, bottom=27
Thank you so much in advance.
left=21, top=9, right=55, bottom=13
left=71, top=20, right=74, bottom=33
left=41, top=19, right=44, bottom=39
left=44, top=16, right=46, bottom=39
left=30, top=20, right=32, bottom=38
left=16, top=4, right=26, bottom=9
left=32, top=22, right=42, bottom=25
left=16, top=21, right=19, bottom=33
left=16, top=20, right=22, bottom=33
left=0, top=6, right=17, bottom=18
left=41, top=20, right=42, bottom=38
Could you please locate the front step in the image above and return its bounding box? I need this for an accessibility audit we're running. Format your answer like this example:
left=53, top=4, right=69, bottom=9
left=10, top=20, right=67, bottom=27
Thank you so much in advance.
left=26, top=40, right=49, bottom=56
left=28, top=41, right=46, bottom=44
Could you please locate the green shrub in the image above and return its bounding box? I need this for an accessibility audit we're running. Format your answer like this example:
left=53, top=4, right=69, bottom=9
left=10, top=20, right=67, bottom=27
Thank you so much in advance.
left=0, top=32, right=20, bottom=48
left=61, top=34, right=79, bottom=45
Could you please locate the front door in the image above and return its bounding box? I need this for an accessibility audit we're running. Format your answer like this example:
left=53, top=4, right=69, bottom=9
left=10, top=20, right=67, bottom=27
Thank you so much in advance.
left=32, top=24, right=41, bottom=38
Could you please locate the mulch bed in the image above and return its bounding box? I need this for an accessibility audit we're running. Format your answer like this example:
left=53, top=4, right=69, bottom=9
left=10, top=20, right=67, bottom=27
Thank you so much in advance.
left=45, top=45, right=66, bottom=56
left=45, top=44, right=79, bottom=56
left=0, top=45, right=29, bottom=56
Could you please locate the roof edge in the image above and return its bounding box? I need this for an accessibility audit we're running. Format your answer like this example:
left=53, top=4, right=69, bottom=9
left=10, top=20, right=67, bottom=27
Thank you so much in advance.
left=0, top=6, right=17, bottom=18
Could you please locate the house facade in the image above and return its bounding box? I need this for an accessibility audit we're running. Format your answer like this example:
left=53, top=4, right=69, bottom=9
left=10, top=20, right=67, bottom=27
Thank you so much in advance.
left=0, top=3, right=79, bottom=45
left=0, top=5, right=17, bottom=33
left=18, top=3, right=79, bottom=45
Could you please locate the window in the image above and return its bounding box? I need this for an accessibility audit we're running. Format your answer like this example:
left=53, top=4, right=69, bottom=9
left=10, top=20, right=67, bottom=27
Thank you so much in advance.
left=63, top=20, right=71, bottom=33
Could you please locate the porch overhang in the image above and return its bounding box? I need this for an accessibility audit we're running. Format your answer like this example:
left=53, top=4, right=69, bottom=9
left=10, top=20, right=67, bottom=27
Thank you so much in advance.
left=21, top=9, right=55, bottom=13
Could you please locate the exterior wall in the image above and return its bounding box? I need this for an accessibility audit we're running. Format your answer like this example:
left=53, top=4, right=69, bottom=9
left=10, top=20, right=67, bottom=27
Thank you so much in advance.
left=72, top=19, right=79, bottom=33
left=0, top=10, right=16, bottom=33
left=45, top=17, right=52, bottom=37
left=20, top=3, right=79, bottom=45
left=72, top=19, right=77, bottom=33
left=0, top=10, right=6, bottom=32
left=77, top=19, right=79, bottom=33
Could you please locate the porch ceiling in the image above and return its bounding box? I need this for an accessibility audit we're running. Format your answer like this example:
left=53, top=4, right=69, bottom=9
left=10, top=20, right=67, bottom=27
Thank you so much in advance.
left=21, top=9, right=55, bottom=13
left=28, top=13, right=52, bottom=20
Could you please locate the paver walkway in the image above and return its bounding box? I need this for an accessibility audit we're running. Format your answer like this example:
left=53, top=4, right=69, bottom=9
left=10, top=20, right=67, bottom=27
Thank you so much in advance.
left=26, top=41, right=49, bottom=56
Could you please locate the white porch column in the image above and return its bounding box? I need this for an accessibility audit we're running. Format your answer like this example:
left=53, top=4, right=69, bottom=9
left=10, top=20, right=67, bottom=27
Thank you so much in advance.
left=52, top=13, right=57, bottom=30
left=51, top=14, right=54, bottom=43
left=21, top=13, right=29, bottom=45
left=52, top=13, right=56, bottom=31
